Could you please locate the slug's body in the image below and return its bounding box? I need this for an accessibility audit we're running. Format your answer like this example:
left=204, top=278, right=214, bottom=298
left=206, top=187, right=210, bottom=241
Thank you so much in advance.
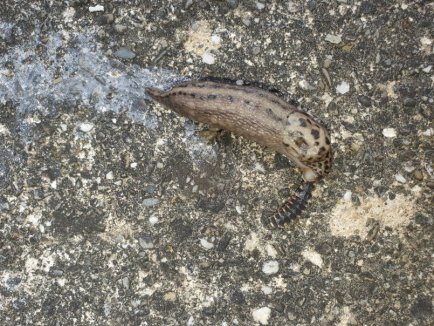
left=145, top=79, right=332, bottom=226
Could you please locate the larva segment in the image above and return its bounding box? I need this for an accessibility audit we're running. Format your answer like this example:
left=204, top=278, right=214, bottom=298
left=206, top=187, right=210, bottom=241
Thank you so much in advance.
left=269, top=182, right=314, bottom=227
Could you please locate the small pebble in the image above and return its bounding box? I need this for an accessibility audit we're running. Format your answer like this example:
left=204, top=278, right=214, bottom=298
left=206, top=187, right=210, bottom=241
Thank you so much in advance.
left=302, top=250, right=323, bottom=268
left=360, top=2, right=376, bottom=14
left=343, top=190, right=352, bottom=202
left=242, top=17, right=251, bottom=26
left=200, top=238, right=214, bottom=250
left=256, top=2, right=265, bottom=10
left=382, top=128, right=397, bottom=138
left=325, top=34, right=342, bottom=44
left=299, top=80, right=316, bottom=90
left=287, top=312, right=296, bottom=321
left=226, top=0, right=239, bottom=9
left=336, top=81, right=350, bottom=94
left=323, top=58, right=332, bottom=68
left=114, top=24, right=127, bottom=33
left=395, top=174, right=407, bottom=183
left=106, top=171, right=114, bottom=180
left=139, top=236, right=154, bottom=249
left=115, top=47, right=136, bottom=59
left=252, top=307, right=271, bottom=325
left=79, top=122, right=94, bottom=132
left=357, top=95, right=372, bottom=107
left=143, top=198, right=160, bottom=207
left=89, top=5, right=104, bottom=12
left=202, top=52, right=215, bottom=64
left=163, top=291, right=177, bottom=301
left=262, top=260, right=279, bottom=275
left=403, top=97, right=416, bottom=108
left=422, top=65, right=432, bottom=73
left=261, top=285, right=272, bottom=295
left=149, top=215, right=159, bottom=225
left=414, top=170, right=423, bottom=181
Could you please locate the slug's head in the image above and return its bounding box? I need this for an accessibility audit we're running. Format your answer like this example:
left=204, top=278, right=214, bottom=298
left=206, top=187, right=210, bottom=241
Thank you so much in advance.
left=282, top=112, right=332, bottom=182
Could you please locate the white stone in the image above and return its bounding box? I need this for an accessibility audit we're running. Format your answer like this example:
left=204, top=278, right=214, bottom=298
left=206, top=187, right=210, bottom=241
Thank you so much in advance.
left=89, top=5, right=104, bottom=12
left=299, top=80, right=315, bottom=90
left=256, top=2, right=265, bottom=10
left=422, top=65, right=432, bottom=73
left=261, top=285, right=273, bottom=294
left=252, top=307, right=271, bottom=325
left=187, top=316, right=195, bottom=326
left=79, top=122, right=94, bottom=132
left=211, top=35, right=221, bottom=44
left=202, top=52, right=215, bottom=64
left=302, top=249, right=323, bottom=268
left=149, top=215, right=159, bottom=225
left=343, top=190, right=352, bottom=202
left=325, top=34, right=342, bottom=44
left=336, top=81, right=350, bottom=94
left=200, top=238, right=214, bottom=250
left=382, top=128, right=397, bottom=138
left=420, top=37, right=432, bottom=46
left=262, top=260, right=279, bottom=274
left=422, top=128, right=433, bottom=136
left=106, top=171, right=114, bottom=180
left=395, top=174, right=406, bottom=183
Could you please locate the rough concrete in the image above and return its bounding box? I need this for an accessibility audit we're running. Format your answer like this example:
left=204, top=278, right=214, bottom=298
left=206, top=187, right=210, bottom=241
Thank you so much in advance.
left=0, top=1, right=433, bottom=325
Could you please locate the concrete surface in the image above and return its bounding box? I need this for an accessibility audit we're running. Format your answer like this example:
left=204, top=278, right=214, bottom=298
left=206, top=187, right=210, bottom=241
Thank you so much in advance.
left=0, top=1, right=433, bottom=325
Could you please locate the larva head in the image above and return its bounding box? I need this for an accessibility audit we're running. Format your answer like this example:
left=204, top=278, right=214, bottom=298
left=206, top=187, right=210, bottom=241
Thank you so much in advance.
left=282, top=112, right=332, bottom=182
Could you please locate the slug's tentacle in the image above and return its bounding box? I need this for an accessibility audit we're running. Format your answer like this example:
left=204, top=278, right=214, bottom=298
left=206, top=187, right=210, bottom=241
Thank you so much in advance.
left=269, top=182, right=314, bottom=227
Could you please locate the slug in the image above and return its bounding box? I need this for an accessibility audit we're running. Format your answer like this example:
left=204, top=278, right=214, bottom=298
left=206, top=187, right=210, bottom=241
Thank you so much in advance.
left=145, top=79, right=332, bottom=226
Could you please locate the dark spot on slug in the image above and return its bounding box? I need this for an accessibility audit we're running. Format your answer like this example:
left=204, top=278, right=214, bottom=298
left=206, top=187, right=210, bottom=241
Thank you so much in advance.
left=283, top=142, right=290, bottom=147
left=190, top=93, right=196, bottom=98
left=315, top=141, right=319, bottom=145
left=311, top=129, right=320, bottom=139
left=207, top=94, right=217, bottom=100
left=244, top=100, right=251, bottom=105
left=299, top=118, right=307, bottom=127
left=226, top=95, right=233, bottom=102
left=295, top=137, right=308, bottom=148
left=318, top=146, right=326, bottom=154
left=325, top=137, right=331, bottom=145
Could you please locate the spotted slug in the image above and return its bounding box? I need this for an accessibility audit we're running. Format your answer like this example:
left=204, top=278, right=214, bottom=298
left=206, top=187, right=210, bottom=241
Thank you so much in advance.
left=145, top=79, right=332, bottom=226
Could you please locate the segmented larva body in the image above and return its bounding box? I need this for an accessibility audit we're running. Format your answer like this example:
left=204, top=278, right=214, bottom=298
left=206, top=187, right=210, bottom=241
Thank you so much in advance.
left=269, top=182, right=314, bottom=227
left=146, top=79, right=332, bottom=226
